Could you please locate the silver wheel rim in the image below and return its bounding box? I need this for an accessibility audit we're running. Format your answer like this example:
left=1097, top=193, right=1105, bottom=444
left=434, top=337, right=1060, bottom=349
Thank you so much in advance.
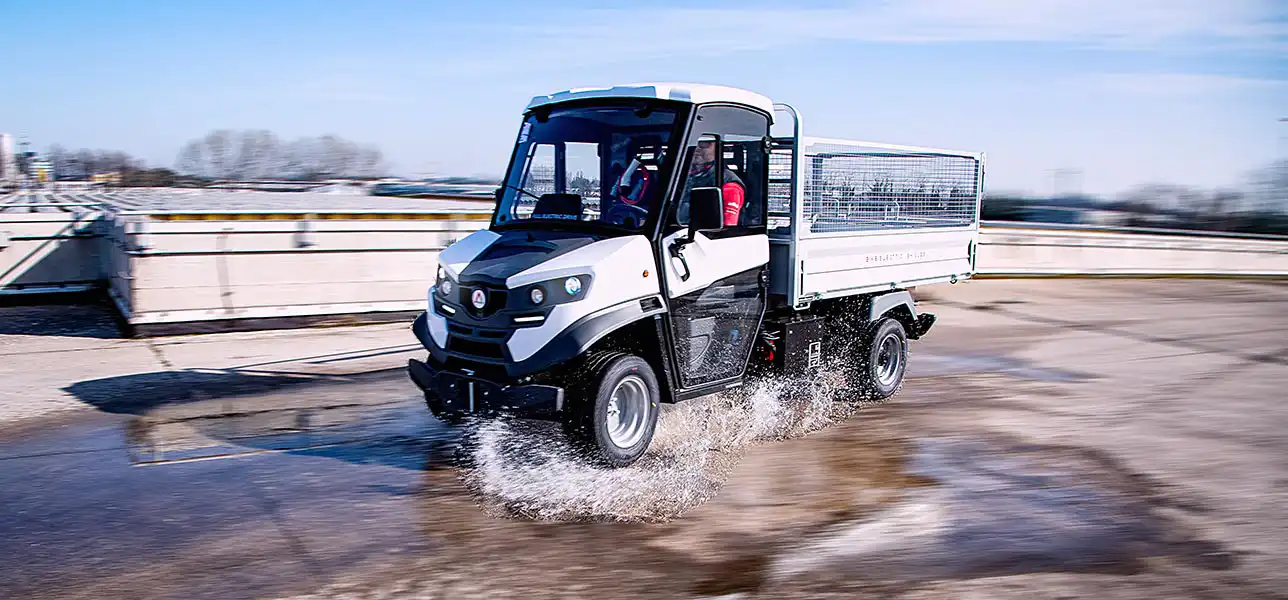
left=875, top=332, right=904, bottom=387
left=605, top=375, right=650, bottom=449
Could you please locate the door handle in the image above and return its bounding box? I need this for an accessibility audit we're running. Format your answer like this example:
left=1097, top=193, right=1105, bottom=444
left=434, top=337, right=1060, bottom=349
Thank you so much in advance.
left=669, top=242, right=691, bottom=282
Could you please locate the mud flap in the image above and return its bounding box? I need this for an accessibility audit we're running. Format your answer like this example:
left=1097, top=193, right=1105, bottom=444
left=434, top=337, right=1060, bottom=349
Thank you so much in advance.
left=910, top=313, right=936, bottom=339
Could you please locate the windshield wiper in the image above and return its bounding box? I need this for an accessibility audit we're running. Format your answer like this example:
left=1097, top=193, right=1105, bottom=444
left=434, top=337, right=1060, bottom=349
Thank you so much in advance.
left=502, top=184, right=544, bottom=202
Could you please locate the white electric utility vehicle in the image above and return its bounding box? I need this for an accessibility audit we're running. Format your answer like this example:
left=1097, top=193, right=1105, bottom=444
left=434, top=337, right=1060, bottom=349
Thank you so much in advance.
left=409, top=83, right=984, bottom=466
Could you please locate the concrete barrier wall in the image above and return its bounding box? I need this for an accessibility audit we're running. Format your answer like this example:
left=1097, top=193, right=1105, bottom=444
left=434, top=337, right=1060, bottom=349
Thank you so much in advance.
left=977, top=226, right=1288, bottom=276
left=0, top=211, right=103, bottom=295
left=106, top=212, right=488, bottom=326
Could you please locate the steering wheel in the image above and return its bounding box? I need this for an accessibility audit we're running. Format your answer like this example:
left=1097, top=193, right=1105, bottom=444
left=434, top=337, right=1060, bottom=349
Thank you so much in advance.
left=605, top=202, right=650, bottom=228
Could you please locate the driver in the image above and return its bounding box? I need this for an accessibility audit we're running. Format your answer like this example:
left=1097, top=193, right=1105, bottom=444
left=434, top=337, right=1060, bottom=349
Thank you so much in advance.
left=684, top=138, right=745, bottom=227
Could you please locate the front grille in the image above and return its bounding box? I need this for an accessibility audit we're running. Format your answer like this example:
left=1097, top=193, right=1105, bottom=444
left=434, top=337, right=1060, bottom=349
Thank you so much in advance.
left=449, top=336, right=506, bottom=360
left=447, top=322, right=508, bottom=339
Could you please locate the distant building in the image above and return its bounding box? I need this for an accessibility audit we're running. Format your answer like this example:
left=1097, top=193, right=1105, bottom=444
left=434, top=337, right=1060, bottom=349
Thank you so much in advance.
left=91, top=171, right=122, bottom=185
left=0, top=133, right=15, bottom=185
left=31, top=157, right=53, bottom=184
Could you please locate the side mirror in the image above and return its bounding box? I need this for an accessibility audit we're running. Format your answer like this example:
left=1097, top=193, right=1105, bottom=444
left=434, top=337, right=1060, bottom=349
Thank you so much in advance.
left=493, top=187, right=504, bottom=204
left=689, top=187, right=724, bottom=236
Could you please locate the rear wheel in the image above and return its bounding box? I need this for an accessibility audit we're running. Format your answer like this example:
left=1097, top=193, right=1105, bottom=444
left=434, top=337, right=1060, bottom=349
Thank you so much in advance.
left=564, top=352, right=660, bottom=467
left=861, top=318, right=908, bottom=399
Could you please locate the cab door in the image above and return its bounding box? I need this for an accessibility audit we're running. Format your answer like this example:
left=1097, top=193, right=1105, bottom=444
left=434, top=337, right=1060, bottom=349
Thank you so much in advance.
left=660, top=105, right=771, bottom=390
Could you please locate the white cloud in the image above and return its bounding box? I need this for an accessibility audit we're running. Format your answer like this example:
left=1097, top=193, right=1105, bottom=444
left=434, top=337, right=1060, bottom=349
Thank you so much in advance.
left=1078, top=73, right=1288, bottom=96
left=427, top=0, right=1286, bottom=78
left=851, top=0, right=1286, bottom=47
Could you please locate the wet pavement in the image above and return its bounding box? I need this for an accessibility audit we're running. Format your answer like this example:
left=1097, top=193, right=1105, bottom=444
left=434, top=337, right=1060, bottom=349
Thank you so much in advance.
left=1, top=279, right=1286, bottom=599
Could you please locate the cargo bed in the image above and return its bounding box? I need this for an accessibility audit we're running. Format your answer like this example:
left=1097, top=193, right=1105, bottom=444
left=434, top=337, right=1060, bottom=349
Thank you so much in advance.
left=767, top=104, right=985, bottom=309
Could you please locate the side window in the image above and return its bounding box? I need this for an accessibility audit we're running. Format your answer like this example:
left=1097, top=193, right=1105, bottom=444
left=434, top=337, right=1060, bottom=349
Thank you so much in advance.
left=675, top=133, right=766, bottom=232
left=722, top=134, right=765, bottom=229
left=672, top=106, right=770, bottom=234
left=676, top=134, right=720, bottom=227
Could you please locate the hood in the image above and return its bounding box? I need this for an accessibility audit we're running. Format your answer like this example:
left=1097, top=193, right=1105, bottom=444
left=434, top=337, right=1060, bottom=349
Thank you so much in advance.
left=456, top=230, right=600, bottom=286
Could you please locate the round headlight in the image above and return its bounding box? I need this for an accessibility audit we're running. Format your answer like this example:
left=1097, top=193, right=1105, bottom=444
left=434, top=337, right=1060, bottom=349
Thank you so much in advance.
left=439, top=279, right=453, bottom=296
left=530, top=287, right=545, bottom=305
left=564, top=277, right=582, bottom=296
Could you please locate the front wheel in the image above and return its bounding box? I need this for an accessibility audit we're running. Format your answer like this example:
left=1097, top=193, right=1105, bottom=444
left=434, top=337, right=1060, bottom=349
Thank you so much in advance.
left=564, top=352, right=660, bottom=467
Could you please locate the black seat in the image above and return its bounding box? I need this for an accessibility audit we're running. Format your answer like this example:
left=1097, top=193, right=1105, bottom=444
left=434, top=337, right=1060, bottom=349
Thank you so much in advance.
left=532, top=193, right=582, bottom=219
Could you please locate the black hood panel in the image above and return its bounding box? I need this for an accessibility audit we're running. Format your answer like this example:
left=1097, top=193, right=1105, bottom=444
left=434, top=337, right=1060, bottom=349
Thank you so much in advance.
left=459, top=230, right=600, bottom=286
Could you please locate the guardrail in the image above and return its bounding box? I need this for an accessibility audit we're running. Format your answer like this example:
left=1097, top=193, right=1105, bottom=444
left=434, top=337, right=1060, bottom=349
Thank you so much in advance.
left=977, top=224, right=1288, bottom=277
left=980, top=220, right=1288, bottom=242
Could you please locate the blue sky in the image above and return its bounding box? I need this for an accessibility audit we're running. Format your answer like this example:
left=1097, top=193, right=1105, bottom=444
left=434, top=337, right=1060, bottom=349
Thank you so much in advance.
left=1, top=0, right=1284, bottom=196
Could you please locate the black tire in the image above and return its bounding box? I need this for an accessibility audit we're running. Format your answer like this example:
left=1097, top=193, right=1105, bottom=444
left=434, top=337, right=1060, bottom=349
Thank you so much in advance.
left=563, top=352, right=660, bottom=468
left=861, top=318, right=908, bottom=399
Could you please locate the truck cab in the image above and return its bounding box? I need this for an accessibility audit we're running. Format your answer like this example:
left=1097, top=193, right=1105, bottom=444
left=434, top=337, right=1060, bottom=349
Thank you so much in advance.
left=409, top=83, right=983, bottom=467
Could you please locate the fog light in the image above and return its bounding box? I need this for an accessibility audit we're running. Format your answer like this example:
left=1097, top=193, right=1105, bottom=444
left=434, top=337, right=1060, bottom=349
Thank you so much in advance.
left=564, top=277, right=582, bottom=296
left=439, top=279, right=453, bottom=296
left=530, top=287, right=545, bottom=305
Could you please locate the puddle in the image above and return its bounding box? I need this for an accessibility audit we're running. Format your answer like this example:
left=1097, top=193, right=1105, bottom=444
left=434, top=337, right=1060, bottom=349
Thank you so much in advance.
left=457, top=374, right=877, bottom=523
left=124, top=400, right=462, bottom=470
left=452, top=349, right=1091, bottom=524
left=764, top=435, right=1235, bottom=586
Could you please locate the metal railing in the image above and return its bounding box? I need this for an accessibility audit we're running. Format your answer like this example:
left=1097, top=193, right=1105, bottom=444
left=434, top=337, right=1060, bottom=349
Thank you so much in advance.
left=800, top=139, right=982, bottom=234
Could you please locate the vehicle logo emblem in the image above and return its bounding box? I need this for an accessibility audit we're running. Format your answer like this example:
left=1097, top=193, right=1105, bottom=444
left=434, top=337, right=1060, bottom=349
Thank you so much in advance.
left=471, top=289, right=487, bottom=309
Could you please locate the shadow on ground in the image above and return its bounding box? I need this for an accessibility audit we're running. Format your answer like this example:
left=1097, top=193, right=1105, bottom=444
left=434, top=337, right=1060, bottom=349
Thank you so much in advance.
left=61, top=365, right=464, bottom=472
left=0, top=296, right=125, bottom=339
left=62, top=367, right=406, bottom=415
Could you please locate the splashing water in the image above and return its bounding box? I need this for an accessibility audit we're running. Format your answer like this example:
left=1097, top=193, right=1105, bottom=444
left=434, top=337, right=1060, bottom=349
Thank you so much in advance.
left=457, top=368, right=879, bottom=523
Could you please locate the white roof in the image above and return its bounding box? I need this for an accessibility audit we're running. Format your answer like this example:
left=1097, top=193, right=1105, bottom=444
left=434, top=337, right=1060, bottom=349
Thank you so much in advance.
left=526, top=82, right=775, bottom=116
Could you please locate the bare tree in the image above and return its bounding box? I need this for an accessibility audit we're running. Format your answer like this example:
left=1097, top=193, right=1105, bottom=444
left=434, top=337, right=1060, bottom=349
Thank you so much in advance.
left=203, top=130, right=234, bottom=180
left=1247, top=159, right=1288, bottom=215
left=176, top=140, right=205, bottom=177
left=317, top=134, right=358, bottom=178
left=285, top=137, right=321, bottom=179
left=74, top=149, right=98, bottom=177
left=230, top=129, right=281, bottom=180
left=354, top=146, right=385, bottom=178
left=47, top=145, right=71, bottom=180
left=174, top=129, right=387, bottom=181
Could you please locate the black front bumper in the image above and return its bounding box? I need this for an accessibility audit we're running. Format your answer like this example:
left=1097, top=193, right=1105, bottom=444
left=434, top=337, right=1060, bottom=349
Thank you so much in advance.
left=407, top=358, right=566, bottom=420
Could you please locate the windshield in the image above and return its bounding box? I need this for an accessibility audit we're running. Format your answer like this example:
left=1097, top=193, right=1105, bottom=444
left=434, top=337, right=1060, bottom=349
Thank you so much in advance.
left=493, top=104, right=682, bottom=232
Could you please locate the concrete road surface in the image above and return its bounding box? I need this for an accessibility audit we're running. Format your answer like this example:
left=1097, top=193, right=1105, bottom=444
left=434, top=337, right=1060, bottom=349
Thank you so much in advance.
left=0, top=279, right=1285, bottom=599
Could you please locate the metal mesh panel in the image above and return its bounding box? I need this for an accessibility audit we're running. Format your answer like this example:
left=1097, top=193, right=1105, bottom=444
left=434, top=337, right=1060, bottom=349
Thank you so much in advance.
left=802, top=141, right=980, bottom=234
left=768, top=145, right=794, bottom=234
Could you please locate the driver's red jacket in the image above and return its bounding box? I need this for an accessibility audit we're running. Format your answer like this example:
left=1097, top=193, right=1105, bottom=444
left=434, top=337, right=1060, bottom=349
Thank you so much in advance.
left=720, top=180, right=745, bottom=226
left=689, top=162, right=746, bottom=226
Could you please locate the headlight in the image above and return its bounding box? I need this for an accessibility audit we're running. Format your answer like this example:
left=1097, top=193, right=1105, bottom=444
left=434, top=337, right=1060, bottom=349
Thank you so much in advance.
left=510, top=275, right=591, bottom=309
left=435, top=265, right=456, bottom=298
